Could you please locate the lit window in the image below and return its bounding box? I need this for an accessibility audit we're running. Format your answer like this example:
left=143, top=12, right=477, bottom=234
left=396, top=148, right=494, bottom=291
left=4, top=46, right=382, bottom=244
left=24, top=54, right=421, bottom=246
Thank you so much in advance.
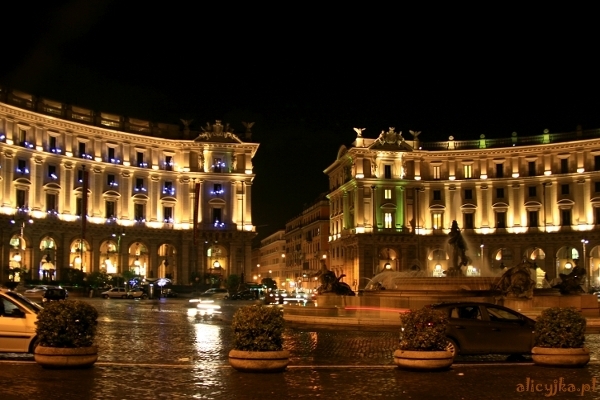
left=463, top=164, right=472, bottom=179
left=384, top=189, right=392, bottom=199
left=433, top=166, right=441, bottom=180
left=432, top=213, right=442, bottom=229
left=384, top=213, right=392, bottom=228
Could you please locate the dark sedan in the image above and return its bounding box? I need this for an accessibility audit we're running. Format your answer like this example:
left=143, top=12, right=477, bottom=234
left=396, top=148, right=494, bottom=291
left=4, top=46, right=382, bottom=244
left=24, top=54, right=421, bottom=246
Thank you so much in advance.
left=429, top=302, right=536, bottom=358
left=231, top=290, right=257, bottom=300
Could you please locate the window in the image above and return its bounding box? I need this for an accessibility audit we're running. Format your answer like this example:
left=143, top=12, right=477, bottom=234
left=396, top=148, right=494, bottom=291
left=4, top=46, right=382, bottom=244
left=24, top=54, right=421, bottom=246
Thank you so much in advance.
left=384, top=165, right=392, bottom=179
left=528, top=186, right=536, bottom=197
left=595, top=156, right=600, bottom=171
left=78, top=142, right=87, bottom=158
left=48, top=165, right=57, bottom=180
left=433, top=166, right=441, bottom=180
left=529, top=211, right=538, bottom=228
left=49, top=136, right=58, bottom=153
left=433, top=190, right=441, bottom=201
left=596, top=182, right=600, bottom=193
left=213, top=208, right=223, bottom=225
left=213, top=158, right=223, bottom=173
left=596, top=208, right=600, bottom=225
left=561, top=184, right=569, bottom=195
left=561, top=158, right=569, bottom=174
left=464, top=189, right=473, bottom=200
left=163, top=181, right=174, bottom=195
left=46, top=193, right=57, bottom=213
left=108, top=147, right=119, bottom=164
left=464, top=213, right=474, bottom=229
left=496, top=163, right=504, bottom=178
left=561, top=209, right=572, bottom=226
left=463, top=164, right=472, bottom=179
left=136, top=151, right=146, bottom=167
left=163, top=206, right=173, bottom=222
left=18, top=129, right=26, bottom=144
left=165, top=155, right=173, bottom=171
left=16, top=189, right=27, bottom=208
left=384, top=189, right=392, bottom=199
left=134, top=204, right=145, bottom=221
left=528, top=161, right=536, bottom=176
left=496, top=212, right=506, bottom=229
left=212, top=184, right=223, bottom=195
left=496, top=188, right=504, bottom=199
left=135, top=178, right=145, bottom=192
left=75, top=197, right=82, bottom=216
left=432, top=213, right=442, bottom=229
left=105, top=201, right=115, bottom=218
left=77, top=170, right=83, bottom=183
left=17, top=159, right=28, bottom=173
left=384, top=212, right=392, bottom=228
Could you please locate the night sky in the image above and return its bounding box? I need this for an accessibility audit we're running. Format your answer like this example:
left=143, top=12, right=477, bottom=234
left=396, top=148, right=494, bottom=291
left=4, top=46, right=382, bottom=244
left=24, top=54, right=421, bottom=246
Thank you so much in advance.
left=2, top=2, right=599, bottom=243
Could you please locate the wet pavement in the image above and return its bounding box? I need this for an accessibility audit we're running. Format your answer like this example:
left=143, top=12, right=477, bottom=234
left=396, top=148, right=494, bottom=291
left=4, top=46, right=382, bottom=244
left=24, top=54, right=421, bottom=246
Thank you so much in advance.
left=3, top=298, right=600, bottom=399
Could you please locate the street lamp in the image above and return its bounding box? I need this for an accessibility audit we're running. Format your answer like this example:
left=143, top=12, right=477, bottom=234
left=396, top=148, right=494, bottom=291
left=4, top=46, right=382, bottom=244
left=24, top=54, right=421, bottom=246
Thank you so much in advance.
left=480, top=242, right=484, bottom=270
left=582, top=239, right=589, bottom=292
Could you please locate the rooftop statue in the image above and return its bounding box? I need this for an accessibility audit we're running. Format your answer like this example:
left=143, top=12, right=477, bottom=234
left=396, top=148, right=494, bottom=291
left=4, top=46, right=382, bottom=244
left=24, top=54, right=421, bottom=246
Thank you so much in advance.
left=447, top=220, right=470, bottom=276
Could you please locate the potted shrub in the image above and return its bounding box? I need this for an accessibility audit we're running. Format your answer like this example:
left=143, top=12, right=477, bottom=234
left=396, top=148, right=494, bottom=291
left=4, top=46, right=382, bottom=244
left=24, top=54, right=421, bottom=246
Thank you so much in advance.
left=34, top=300, right=99, bottom=368
left=228, top=305, right=289, bottom=372
left=532, top=307, right=590, bottom=367
left=393, top=306, right=453, bottom=370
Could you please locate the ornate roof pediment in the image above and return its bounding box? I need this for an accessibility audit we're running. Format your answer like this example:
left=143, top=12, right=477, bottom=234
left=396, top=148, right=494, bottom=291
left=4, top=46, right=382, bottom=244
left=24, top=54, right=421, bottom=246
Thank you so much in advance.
left=368, top=127, right=414, bottom=151
left=194, top=120, right=243, bottom=144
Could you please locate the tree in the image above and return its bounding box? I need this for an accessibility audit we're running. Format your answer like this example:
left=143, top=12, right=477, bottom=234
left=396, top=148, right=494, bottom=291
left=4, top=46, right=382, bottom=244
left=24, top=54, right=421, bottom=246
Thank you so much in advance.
left=227, top=274, right=240, bottom=293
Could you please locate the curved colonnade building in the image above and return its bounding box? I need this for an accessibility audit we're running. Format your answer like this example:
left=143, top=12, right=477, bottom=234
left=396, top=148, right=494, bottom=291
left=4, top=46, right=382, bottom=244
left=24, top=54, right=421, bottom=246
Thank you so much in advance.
left=0, top=88, right=258, bottom=285
left=324, top=127, right=600, bottom=290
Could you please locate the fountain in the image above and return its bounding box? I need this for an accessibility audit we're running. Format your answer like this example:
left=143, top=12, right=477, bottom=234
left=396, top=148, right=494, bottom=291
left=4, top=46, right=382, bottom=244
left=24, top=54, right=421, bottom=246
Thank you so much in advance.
left=299, top=221, right=598, bottom=322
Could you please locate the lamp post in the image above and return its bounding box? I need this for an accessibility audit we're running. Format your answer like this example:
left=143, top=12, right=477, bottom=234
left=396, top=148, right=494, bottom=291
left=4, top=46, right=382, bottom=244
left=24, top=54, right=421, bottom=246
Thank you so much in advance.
left=480, top=241, right=484, bottom=270
left=582, top=239, right=589, bottom=292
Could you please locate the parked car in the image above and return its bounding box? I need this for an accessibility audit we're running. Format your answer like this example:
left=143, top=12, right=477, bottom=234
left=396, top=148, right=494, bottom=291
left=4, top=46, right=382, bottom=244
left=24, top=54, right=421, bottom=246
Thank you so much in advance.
left=199, top=288, right=229, bottom=300
left=25, top=285, right=54, bottom=294
left=427, top=302, right=536, bottom=358
left=0, top=288, right=42, bottom=353
left=101, top=287, right=128, bottom=299
left=42, top=288, right=68, bottom=302
left=127, top=287, right=148, bottom=299
left=231, top=290, right=256, bottom=300
left=162, top=288, right=178, bottom=298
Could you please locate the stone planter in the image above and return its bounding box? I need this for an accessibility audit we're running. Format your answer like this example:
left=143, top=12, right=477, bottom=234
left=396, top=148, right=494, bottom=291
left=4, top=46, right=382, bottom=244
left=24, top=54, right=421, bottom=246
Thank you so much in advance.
left=34, top=345, right=98, bottom=369
left=393, top=349, right=453, bottom=371
left=531, top=347, right=590, bottom=367
left=228, top=349, right=290, bottom=372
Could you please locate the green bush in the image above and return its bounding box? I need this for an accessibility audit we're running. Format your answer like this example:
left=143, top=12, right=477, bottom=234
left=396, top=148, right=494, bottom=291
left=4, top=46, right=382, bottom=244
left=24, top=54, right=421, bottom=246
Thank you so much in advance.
left=399, top=306, right=449, bottom=351
left=231, top=305, right=284, bottom=351
left=35, top=300, right=98, bottom=348
left=534, top=307, right=586, bottom=348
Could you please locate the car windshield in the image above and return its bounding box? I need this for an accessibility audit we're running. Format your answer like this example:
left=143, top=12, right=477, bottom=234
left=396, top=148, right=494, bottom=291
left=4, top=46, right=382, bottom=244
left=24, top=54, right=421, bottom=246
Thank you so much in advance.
left=5, top=291, right=43, bottom=313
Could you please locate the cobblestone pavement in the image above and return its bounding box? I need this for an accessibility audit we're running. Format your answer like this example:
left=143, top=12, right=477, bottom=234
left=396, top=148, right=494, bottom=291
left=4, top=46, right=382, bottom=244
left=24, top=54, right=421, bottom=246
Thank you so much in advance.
left=3, top=298, right=600, bottom=399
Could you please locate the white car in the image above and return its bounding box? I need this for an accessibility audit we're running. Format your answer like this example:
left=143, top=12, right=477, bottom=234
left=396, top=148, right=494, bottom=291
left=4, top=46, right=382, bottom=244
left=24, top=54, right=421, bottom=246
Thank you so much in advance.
left=101, top=287, right=128, bottom=299
left=0, top=288, right=42, bottom=353
left=25, top=285, right=52, bottom=294
left=199, top=288, right=229, bottom=300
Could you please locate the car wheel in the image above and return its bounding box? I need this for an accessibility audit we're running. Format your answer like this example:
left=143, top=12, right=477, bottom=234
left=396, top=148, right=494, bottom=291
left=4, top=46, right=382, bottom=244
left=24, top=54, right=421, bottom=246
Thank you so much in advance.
left=103, top=295, right=109, bottom=299
left=445, top=338, right=459, bottom=358
left=141, top=294, right=148, bottom=299
left=29, top=337, right=40, bottom=354
left=121, top=295, right=127, bottom=299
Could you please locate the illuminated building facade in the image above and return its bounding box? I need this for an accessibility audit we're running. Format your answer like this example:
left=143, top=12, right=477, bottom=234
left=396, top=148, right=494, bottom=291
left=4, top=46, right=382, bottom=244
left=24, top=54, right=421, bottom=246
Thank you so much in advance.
left=255, top=230, right=286, bottom=288
left=283, top=195, right=330, bottom=291
left=0, top=88, right=258, bottom=284
left=325, top=127, right=600, bottom=290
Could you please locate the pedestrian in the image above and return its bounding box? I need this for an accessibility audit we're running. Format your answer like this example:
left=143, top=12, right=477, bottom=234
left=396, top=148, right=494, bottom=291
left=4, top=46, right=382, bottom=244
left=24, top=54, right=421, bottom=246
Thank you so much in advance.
left=151, top=296, right=161, bottom=311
